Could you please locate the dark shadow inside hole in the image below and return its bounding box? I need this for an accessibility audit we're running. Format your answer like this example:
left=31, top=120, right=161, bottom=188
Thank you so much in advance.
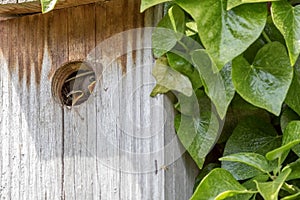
left=51, top=61, right=96, bottom=107
left=61, top=69, right=96, bottom=106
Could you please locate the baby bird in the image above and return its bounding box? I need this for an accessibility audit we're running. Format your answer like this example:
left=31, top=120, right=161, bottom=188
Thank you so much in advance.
left=65, top=71, right=96, bottom=106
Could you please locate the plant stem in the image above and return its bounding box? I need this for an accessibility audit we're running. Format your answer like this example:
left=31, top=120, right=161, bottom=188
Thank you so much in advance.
left=262, top=31, right=272, bottom=43
left=282, top=182, right=300, bottom=194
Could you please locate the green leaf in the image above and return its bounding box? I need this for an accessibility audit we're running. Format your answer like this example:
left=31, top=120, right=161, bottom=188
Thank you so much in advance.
left=175, top=90, right=210, bottom=117
left=193, top=163, right=220, bottom=192
left=280, top=107, right=300, bottom=133
left=264, top=16, right=286, bottom=45
left=217, top=94, right=271, bottom=144
left=41, top=0, right=58, bottom=13
left=167, top=52, right=202, bottom=89
left=140, top=0, right=171, bottom=12
left=232, top=42, right=293, bottom=116
left=152, top=5, right=185, bottom=58
left=227, top=0, right=279, bottom=10
left=283, top=158, right=300, bottom=181
left=174, top=113, right=219, bottom=169
left=222, top=116, right=281, bottom=180
left=191, top=168, right=255, bottom=200
left=150, top=57, right=193, bottom=97
left=215, top=190, right=256, bottom=200
left=266, top=121, right=300, bottom=163
left=220, top=153, right=276, bottom=174
left=242, top=174, right=270, bottom=191
left=243, top=37, right=266, bottom=64
left=255, top=168, right=291, bottom=200
left=185, top=21, right=198, bottom=36
left=191, top=50, right=235, bottom=119
left=272, top=1, right=300, bottom=66
left=175, top=0, right=267, bottom=70
left=150, top=85, right=169, bottom=97
left=285, top=59, right=300, bottom=116
left=281, top=192, right=300, bottom=200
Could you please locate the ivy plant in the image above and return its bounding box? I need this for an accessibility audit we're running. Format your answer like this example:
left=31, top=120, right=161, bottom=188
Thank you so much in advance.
left=142, top=0, right=300, bottom=199
left=40, top=0, right=58, bottom=13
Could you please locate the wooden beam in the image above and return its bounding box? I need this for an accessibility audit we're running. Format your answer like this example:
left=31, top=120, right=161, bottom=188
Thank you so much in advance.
left=0, top=0, right=106, bottom=15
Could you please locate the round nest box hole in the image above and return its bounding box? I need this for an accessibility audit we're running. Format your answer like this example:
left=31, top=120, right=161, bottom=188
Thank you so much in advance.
left=51, top=61, right=96, bottom=107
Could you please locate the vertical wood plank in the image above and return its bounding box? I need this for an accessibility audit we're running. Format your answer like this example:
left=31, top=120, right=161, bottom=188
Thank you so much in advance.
left=0, top=20, right=4, bottom=198
left=0, top=10, right=65, bottom=200
left=0, top=2, right=199, bottom=200
left=64, top=4, right=97, bottom=200
left=0, top=19, right=11, bottom=200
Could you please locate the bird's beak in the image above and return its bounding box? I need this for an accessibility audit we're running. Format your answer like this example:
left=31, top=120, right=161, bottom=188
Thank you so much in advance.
left=88, top=81, right=96, bottom=94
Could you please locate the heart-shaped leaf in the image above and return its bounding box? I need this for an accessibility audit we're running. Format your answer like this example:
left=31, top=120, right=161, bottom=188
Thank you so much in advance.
left=152, top=5, right=185, bottom=58
left=174, top=112, right=219, bottom=169
left=150, top=57, right=193, bottom=97
left=191, top=50, right=235, bottom=119
left=222, top=116, right=281, bottom=180
left=191, top=168, right=255, bottom=200
left=140, top=0, right=171, bottom=12
left=255, top=168, right=291, bottom=200
left=272, top=1, right=300, bottom=66
left=175, top=0, right=267, bottom=70
left=220, top=153, right=276, bottom=174
left=266, top=121, right=300, bottom=164
left=227, top=0, right=280, bottom=10
left=232, top=42, right=293, bottom=116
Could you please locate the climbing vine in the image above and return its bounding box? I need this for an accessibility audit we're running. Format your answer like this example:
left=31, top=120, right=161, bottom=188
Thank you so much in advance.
left=142, top=0, right=300, bottom=199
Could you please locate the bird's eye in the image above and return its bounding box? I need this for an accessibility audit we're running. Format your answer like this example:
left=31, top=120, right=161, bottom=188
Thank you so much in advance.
left=89, top=76, right=95, bottom=83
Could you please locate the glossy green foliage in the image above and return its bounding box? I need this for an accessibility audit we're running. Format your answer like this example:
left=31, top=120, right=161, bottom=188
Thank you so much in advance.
left=150, top=57, right=193, bottom=97
left=191, top=168, right=255, bottom=200
left=175, top=0, right=267, bottom=70
left=285, top=60, right=300, bottom=116
left=192, top=50, right=235, bottom=119
left=222, top=117, right=281, bottom=180
left=220, top=153, right=276, bottom=174
left=174, top=112, right=220, bottom=169
left=284, top=158, right=300, bottom=181
left=167, top=52, right=202, bottom=89
left=272, top=1, right=300, bottom=66
left=142, top=0, right=300, bottom=199
left=227, top=0, right=280, bottom=10
left=152, top=5, right=186, bottom=58
left=255, top=169, right=291, bottom=200
left=232, top=42, right=293, bottom=116
left=266, top=121, right=300, bottom=164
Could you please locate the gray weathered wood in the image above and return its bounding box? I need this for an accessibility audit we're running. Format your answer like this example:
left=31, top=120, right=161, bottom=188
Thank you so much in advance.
left=0, top=1, right=198, bottom=199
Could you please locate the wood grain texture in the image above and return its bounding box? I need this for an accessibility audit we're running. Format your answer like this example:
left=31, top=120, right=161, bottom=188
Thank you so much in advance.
left=0, top=0, right=105, bottom=15
left=0, top=1, right=198, bottom=199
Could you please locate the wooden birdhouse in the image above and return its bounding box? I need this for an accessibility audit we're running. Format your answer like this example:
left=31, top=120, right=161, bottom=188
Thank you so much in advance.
left=0, top=0, right=198, bottom=199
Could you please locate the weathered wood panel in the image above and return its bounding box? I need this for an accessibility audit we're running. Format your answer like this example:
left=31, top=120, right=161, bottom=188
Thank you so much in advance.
left=0, top=0, right=105, bottom=15
left=0, top=1, right=198, bottom=200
